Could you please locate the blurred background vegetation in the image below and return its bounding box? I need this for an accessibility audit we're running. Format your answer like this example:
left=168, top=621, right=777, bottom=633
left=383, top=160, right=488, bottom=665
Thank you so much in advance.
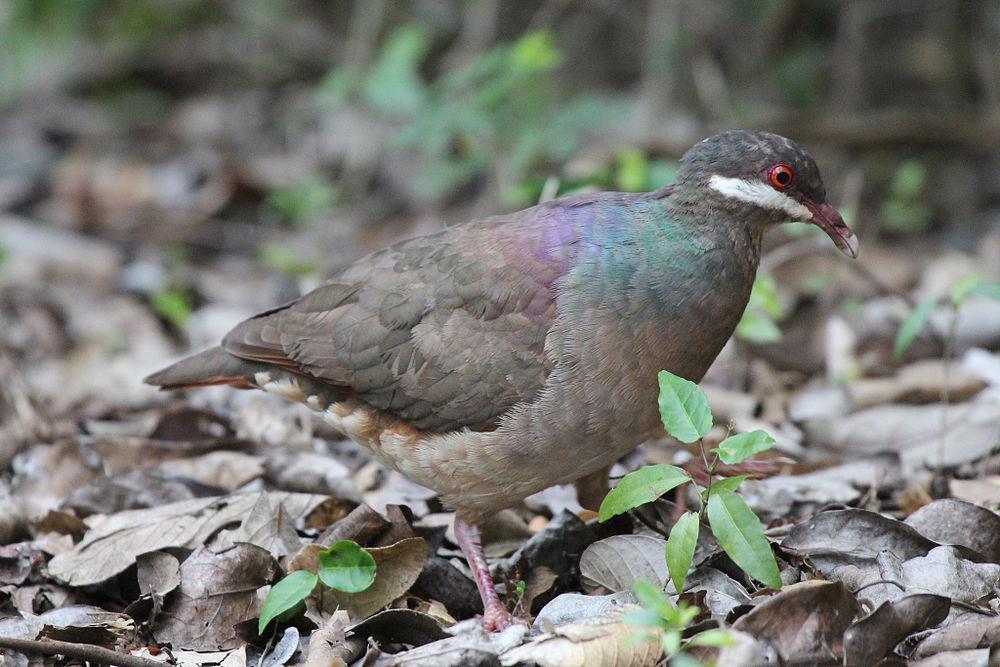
left=0, top=0, right=997, bottom=338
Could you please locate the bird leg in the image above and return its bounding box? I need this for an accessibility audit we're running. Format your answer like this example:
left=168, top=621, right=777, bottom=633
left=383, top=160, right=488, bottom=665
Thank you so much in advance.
left=454, top=516, right=512, bottom=632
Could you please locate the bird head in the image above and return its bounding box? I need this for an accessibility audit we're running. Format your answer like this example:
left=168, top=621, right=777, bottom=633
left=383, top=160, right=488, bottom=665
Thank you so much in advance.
left=677, top=130, right=858, bottom=258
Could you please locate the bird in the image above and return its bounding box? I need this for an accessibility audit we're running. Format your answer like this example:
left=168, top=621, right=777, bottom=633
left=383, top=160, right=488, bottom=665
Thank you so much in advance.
left=145, top=130, right=857, bottom=631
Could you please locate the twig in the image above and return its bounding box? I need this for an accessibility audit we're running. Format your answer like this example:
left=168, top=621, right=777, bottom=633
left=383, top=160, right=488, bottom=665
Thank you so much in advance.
left=0, top=636, right=166, bottom=667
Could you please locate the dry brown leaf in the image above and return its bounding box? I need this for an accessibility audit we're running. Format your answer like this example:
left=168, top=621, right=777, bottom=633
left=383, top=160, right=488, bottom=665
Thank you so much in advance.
left=49, top=491, right=324, bottom=586
left=732, top=580, right=861, bottom=664
left=293, top=537, right=428, bottom=621
left=843, top=595, right=950, bottom=666
left=216, top=493, right=303, bottom=557
left=155, top=543, right=279, bottom=651
left=949, top=477, right=1000, bottom=506
left=847, top=359, right=986, bottom=409
left=136, top=551, right=181, bottom=598
left=905, top=499, right=1000, bottom=562
left=500, top=611, right=659, bottom=667
left=579, top=535, right=669, bottom=593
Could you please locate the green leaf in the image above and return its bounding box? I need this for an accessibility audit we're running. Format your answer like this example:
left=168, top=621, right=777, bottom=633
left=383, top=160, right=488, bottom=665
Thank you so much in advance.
left=665, top=512, right=699, bottom=594
left=707, top=490, right=781, bottom=589
left=258, top=570, right=317, bottom=634
left=657, top=371, right=712, bottom=443
left=735, top=312, right=782, bottom=343
left=151, top=287, right=193, bottom=329
left=894, top=297, right=937, bottom=360
left=950, top=274, right=983, bottom=306
left=749, top=274, right=782, bottom=318
left=686, top=628, right=737, bottom=648
left=362, top=26, right=430, bottom=114
left=511, top=31, right=561, bottom=73
left=633, top=579, right=672, bottom=620
left=317, top=541, right=376, bottom=593
left=598, top=464, right=691, bottom=521
left=615, top=148, right=648, bottom=192
left=703, top=475, right=748, bottom=497
left=712, top=430, right=776, bottom=465
left=669, top=654, right=702, bottom=667
left=661, top=628, right=682, bottom=657
left=971, top=282, right=1000, bottom=301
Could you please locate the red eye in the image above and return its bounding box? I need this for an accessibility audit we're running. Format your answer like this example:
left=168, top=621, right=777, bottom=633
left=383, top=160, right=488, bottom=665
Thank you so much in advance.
left=768, top=164, right=794, bottom=189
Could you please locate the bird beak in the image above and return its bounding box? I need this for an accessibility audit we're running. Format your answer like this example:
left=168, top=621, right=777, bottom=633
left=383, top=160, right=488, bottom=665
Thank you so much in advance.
left=804, top=201, right=858, bottom=258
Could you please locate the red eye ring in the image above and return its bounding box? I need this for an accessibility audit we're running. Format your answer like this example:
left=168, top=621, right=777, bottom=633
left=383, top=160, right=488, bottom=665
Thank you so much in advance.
left=768, top=164, right=794, bottom=189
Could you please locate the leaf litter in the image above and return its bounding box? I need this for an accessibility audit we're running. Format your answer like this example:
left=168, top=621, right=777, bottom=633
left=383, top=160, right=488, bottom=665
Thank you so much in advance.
left=0, top=26, right=997, bottom=665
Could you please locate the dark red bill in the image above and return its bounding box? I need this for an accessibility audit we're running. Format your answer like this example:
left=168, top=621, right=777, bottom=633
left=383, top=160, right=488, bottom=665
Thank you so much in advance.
left=805, top=201, right=858, bottom=258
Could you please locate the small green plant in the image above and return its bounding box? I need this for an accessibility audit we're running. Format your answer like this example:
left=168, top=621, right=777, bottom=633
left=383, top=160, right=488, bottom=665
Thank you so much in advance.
left=599, top=371, right=782, bottom=593
left=320, top=27, right=619, bottom=205
left=259, top=244, right=321, bottom=280
left=894, top=274, right=1000, bottom=361
left=258, top=540, right=375, bottom=634
left=894, top=274, right=1000, bottom=472
left=614, top=148, right=679, bottom=193
left=266, top=180, right=338, bottom=227
left=150, top=286, right=194, bottom=329
left=628, top=580, right=735, bottom=664
left=735, top=275, right=783, bottom=344
left=881, top=160, right=932, bottom=234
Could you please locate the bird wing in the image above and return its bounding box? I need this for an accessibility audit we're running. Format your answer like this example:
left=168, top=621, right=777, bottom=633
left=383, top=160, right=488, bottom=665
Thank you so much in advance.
left=221, top=200, right=601, bottom=432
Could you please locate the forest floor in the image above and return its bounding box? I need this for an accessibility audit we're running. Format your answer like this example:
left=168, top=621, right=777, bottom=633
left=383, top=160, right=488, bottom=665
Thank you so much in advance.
left=2, top=85, right=1000, bottom=667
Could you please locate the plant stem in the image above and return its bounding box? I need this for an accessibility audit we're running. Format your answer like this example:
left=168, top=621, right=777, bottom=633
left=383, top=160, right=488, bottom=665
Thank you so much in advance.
left=698, top=438, right=714, bottom=507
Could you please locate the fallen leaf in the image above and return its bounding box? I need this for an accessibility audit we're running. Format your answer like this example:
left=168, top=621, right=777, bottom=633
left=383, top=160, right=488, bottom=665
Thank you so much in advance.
left=260, top=626, right=299, bottom=667
left=783, top=509, right=936, bottom=561
left=155, top=543, right=280, bottom=651
left=912, top=614, right=1000, bottom=658
left=905, top=499, right=1000, bottom=562
left=347, top=608, right=448, bottom=647
left=533, top=592, right=637, bottom=629
left=579, top=535, right=669, bottom=593
left=412, top=555, right=482, bottom=619
left=368, top=622, right=526, bottom=667
left=49, top=491, right=324, bottom=586
left=500, top=611, right=660, bottom=667
left=37, top=605, right=136, bottom=647
left=303, top=610, right=358, bottom=667
left=295, top=537, right=428, bottom=621
left=136, top=551, right=181, bottom=597
left=497, top=510, right=604, bottom=593
left=216, top=494, right=303, bottom=557
left=843, top=594, right=950, bottom=666
left=732, top=580, right=861, bottom=663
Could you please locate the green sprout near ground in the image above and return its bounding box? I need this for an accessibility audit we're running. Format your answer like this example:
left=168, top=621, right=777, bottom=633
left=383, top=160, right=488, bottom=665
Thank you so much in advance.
left=258, top=540, right=376, bottom=634
left=599, top=370, right=782, bottom=660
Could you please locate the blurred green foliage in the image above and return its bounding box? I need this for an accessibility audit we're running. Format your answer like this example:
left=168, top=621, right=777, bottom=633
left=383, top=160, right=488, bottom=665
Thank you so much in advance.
left=266, top=180, right=339, bottom=227
left=321, top=28, right=621, bottom=205
left=881, top=161, right=932, bottom=233
left=1, top=0, right=210, bottom=102
left=151, top=286, right=194, bottom=330
left=736, top=275, right=784, bottom=343
left=259, top=244, right=321, bottom=280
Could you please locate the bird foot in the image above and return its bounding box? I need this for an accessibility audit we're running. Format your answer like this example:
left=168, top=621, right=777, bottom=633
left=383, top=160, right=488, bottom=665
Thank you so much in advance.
left=482, top=604, right=514, bottom=632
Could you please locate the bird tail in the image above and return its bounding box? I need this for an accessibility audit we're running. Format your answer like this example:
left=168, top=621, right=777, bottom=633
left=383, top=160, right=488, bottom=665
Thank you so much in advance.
left=144, top=347, right=260, bottom=390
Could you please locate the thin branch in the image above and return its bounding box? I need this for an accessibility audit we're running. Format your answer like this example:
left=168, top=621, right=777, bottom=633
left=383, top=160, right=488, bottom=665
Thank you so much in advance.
left=0, top=637, right=166, bottom=667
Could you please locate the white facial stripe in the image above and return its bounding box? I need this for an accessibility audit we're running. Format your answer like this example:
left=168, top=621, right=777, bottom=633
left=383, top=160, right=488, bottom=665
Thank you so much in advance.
left=708, top=175, right=813, bottom=221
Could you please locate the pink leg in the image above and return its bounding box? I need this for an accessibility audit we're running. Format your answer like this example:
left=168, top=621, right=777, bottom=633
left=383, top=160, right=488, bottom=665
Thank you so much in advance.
left=454, top=516, right=512, bottom=632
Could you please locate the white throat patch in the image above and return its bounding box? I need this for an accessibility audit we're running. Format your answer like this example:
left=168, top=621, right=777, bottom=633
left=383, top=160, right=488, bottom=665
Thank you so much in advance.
left=708, top=174, right=812, bottom=221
